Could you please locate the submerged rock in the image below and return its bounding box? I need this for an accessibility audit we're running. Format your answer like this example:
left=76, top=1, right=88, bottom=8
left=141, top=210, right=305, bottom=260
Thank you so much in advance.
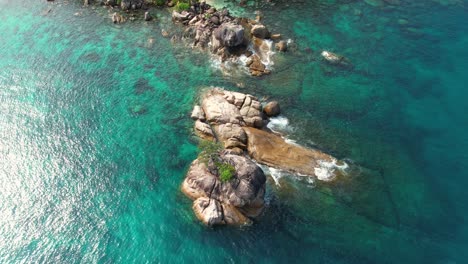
left=321, top=50, right=352, bottom=67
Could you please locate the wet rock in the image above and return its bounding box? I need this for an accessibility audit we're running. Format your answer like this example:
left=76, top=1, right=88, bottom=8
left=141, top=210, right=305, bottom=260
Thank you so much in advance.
left=321, top=50, right=351, bottom=67
left=270, top=34, right=281, bottom=40
left=243, top=127, right=345, bottom=180
left=247, top=54, right=270, bottom=77
left=275, top=40, right=287, bottom=52
left=263, top=101, right=280, bottom=117
left=144, top=11, right=152, bottom=21
left=112, top=12, right=124, bottom=24
left=251, top=24, right=270, bottom=39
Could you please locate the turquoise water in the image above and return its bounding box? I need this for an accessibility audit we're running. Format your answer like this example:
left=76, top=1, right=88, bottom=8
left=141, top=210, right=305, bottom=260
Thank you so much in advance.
left=0, top=0, right=467, bottom=263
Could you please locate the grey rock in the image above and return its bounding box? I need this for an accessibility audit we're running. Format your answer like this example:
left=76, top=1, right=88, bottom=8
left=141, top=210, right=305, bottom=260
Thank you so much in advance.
left=213, top=23, right=245, bottom=48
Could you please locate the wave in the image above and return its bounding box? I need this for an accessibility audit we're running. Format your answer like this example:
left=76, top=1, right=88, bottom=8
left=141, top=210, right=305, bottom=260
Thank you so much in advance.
left=314, top=159, right=349, bottom=182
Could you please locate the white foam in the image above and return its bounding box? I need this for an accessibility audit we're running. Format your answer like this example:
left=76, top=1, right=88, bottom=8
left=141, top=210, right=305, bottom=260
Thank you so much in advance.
left=314, top=159, right=349, bottom=182
left=267, top=116, right=293, bottom=133
left=260, top=39, right=275, bottom=69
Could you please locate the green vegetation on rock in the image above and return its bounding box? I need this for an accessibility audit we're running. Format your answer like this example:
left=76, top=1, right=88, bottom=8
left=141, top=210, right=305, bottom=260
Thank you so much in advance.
left=217, top=162, right=235, bottom=182
left=175, top=1, right=190, bottom=11
left=198, top=140, right=235, bottom=182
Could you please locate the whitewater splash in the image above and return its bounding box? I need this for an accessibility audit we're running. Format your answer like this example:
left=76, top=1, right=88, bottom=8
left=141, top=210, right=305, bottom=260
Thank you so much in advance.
left=259, top=164, right=315, bottom=187
left=256, top=39, right=275, bottom=70
left=314, top=159, right=349, bottom=182
left=209, top=40, right=275, bottom=76
left=267, top=116, right=293, bottom=133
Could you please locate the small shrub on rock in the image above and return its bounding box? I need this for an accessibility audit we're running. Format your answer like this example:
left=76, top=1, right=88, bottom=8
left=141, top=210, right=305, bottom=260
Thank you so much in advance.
left=175, top=1, right=190, bottom=11
left=217, top=162, right=235, bottom=182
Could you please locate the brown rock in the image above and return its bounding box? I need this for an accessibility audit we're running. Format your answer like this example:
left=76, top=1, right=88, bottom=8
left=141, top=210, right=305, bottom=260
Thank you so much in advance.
left=213, top=123, right=247, bottom=149
left=251, top=24, right=271, bottom=39
left=263, top=101, right=280, bottom=117
left=182, top=155, right=266, bottom=226
left=202, top=92, right=243, bottom=125
left=193, top=197, right=225, bottom=226
left=194, top=120, right=215, bottom=141
left=222, top=204, right=252, bottom=225
left=275, top=40, right=287, bottom=52
left=243, top=127, right=344, bottom=180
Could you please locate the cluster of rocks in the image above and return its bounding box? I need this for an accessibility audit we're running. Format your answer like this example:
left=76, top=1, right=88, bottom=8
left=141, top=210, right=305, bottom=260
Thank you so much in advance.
left=172, top=2, right=287, bottom=76
left=183, top=88, right=345, bottom=226
left=102, top=0, right=145, bottom=10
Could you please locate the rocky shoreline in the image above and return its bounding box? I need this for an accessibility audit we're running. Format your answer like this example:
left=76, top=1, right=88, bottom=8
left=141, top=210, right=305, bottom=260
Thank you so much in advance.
left=183, top=88, right=348, bottom=226
left=85, top=0, right=288, bottom=77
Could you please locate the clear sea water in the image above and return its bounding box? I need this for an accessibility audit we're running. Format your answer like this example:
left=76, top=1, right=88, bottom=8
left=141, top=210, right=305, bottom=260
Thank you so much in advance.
left=1, top=0, right=467, bottom=263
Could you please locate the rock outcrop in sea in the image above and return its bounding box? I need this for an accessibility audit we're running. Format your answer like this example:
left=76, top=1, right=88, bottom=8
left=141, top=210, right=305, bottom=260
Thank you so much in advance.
left=183, top=88, right=348, bottom=226
left=172, top=2, right=284, bottom=77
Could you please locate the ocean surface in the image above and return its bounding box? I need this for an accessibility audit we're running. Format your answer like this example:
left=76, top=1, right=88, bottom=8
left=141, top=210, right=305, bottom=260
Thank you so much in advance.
left=1, top=0, right=467, bottom=263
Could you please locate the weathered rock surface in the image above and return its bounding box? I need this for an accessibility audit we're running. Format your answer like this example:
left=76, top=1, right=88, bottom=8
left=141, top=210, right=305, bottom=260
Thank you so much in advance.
left=243, top=127, right=343, bottom=179
left=184, top=88, right=346, bottom=226
left=168, top=2, right=277, bottom=77
left=213, top=23, right=245, bottom=48
left=194, top=120, right=215, bottom=141
left=263, top=101, right=281, bottom=117
left=201, top=89, right=264, bottom=129
left=191, top=105, right=206, bottom=121
left=251, top=24, right=270, bottom=39
left=182, top=155, right=266, bottom=226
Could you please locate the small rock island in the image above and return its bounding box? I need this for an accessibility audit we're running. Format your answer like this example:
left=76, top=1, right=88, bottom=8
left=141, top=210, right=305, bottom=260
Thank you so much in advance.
left=183, top=88, right=348, bottom=226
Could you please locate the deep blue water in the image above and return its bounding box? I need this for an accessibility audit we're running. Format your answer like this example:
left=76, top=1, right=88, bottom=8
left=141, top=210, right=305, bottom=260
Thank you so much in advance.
left=0, top=0, right=467, bottom=263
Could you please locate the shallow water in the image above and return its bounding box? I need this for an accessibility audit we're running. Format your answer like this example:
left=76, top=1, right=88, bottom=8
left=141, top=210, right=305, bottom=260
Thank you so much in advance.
left=0, top=0, right=467, bottom=263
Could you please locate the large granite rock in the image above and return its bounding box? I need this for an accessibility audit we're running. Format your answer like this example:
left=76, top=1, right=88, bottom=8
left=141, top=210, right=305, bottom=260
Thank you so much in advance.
left=243, top=127, right=346, bottom=181
left=212, top=23, right=245, bottom=48
left=184, top=88, right=346, bottom=226
left=201, top=89, right=264, bottom=128
left=182, top=154, right=266, bottom=226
